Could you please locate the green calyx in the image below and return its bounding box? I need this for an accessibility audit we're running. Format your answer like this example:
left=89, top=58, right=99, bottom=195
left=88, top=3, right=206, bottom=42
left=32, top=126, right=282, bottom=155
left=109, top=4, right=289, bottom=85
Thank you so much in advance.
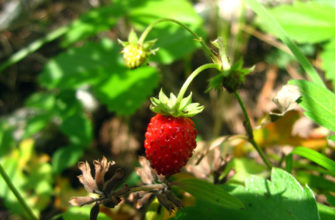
left=150, top=89, right=204, bottom=118
left=208, top=60, right=254, bottom=93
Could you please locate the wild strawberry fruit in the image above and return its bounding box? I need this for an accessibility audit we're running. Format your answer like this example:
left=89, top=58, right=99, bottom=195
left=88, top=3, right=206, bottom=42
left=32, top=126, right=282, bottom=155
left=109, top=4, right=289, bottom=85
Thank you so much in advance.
left=118, top=29, right=157, bottom=69
left=145, top=114, right=197, bottom=176
left=144, top=90, right=203, bottom=176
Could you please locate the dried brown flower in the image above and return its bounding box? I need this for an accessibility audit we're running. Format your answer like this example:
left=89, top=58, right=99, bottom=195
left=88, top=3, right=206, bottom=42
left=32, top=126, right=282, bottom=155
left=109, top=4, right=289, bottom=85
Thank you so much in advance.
left=69, top=157, right=127, bottom=220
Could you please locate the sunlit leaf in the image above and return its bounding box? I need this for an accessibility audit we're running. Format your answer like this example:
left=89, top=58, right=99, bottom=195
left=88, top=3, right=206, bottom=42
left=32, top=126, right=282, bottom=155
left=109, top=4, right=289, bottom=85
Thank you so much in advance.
left=173, top=168, right=319, bottom=220
left=39, top=38, right=119, bottom=90
left=290, top=80, right=335, bottom=132
left=93, top=65, right=159, bottom=115
left=62, top=5, right=124, bottom=46
left=264, top=1, right=335, bottom=43
left=173, top=176, right=244, bottom=210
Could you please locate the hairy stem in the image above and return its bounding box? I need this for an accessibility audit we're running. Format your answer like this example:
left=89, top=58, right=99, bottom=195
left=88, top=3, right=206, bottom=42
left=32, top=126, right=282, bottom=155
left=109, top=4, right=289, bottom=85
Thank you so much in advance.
left=234, top=92, right=272, bottom=169
left=138, top=18, right=214, bottom=60
left=0, top=163, right=38, bottom=220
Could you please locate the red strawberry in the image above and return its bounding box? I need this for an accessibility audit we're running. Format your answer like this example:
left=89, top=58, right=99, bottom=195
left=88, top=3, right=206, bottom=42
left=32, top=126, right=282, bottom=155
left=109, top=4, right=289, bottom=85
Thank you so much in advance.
left=144, top=114, right=197, bottom=176
left=144, top=90, right=203, bottom=176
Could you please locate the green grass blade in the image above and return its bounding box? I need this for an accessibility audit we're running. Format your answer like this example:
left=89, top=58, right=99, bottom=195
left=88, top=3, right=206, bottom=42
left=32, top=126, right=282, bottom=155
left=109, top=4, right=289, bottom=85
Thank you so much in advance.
left=243, top=0, right=325, bottom=87
left=286, top=147, right=335, bottom=176
left=0, top=25, right=69, bottom=73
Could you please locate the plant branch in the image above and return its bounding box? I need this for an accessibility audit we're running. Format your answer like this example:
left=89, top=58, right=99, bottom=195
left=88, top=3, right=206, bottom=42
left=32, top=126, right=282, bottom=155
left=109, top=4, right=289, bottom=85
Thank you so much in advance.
left=176, top=63, right=221, bottom=104
left=0, top=163, right=38, bottom=220
left=234, top=91, right=272, bottom=169
left=129, top=184, right=166, bottom=193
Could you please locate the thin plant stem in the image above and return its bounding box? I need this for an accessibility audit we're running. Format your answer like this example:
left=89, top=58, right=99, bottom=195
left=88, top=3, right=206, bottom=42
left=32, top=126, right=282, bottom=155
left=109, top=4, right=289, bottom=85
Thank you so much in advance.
left=130, top=184, right=166, bottom=193
left=138, top=18, right=214, bottom=61
left=234, top=91, right=272, bottom=169
left=0, top=163, right=38, bottom=220
left=176, top=63, right=221, bottom=104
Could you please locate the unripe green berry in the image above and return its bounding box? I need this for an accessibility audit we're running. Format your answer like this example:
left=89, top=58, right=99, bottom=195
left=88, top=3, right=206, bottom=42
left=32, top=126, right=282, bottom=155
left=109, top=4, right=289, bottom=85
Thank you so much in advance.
left=121, top=44, right=148, bottom=69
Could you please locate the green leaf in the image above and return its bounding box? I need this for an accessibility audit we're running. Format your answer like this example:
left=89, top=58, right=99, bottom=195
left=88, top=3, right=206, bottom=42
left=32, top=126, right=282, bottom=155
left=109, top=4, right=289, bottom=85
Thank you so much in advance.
left=25, top=92, right=56, bottom=110
left=62, top=206, right=110, bottom=220
left=173, top=168, right=319, bottom=220
left=39, top=38, right=119, bottom=90
left=329, top=135, right=335, bottom=142
left=52, top=145, right=84, bottom=174
left=286, top=147, right=335, bottom=176
left=173, top=177, right=244, bottom=210
left=60, top=114, right=93, bottom=146
left=0, top=121, right=15, bottom=157
left=289, top=79, right=335, bottom=132
left=264, top=1, right=335, bottom=43
left=93, top=65, right=159, bottom=115
left=129, top=0, right=204, bottom=64
left=23, top=113, right=51, bottom=138
left=326, top=194, right=335, bottom=207
left=0, top=140, right=53, bottom=218
left=39, top=38, right=159, bottom=115
left=295, top=171, right=335, bottom=192
left=229, top=158, right=267, bottom=183
left=62, top=4, right=125, bottom=46
left=318, top=203, right=335, bottom=220
left=243, top=0, right=325, bottom=88
left=321, top=40, right=335, bottom=85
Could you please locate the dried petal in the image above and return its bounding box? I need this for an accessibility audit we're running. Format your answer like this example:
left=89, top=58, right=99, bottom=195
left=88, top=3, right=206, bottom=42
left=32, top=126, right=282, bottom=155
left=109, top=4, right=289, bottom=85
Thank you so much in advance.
left=136, top=156, right=156, bottom=184
left=69, top=196, right=95, bottom=206
left=94, top=156, right=114, bottom=191
left=78, top=161, right=97, bottom=193
left=273, top=85, right=301, bottom=113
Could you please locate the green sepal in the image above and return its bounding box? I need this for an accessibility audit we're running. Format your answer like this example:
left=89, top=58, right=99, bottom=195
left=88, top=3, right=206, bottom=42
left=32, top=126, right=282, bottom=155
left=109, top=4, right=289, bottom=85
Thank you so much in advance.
left=150, top=89, right=204, bottom=118
left=128, top=29, right=138, bottom=44
left=207, top=59, right=254, bottom=93
left=117, top=39, right=127, bottom=47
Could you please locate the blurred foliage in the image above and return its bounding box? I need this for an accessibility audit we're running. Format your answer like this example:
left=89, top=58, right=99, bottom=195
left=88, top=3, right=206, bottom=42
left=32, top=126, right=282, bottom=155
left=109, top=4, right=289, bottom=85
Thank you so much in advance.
left=2, top=0, right=335, bottom=219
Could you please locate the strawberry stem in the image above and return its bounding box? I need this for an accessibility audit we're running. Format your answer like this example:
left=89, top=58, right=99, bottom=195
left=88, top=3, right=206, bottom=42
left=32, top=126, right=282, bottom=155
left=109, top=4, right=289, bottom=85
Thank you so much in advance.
left=138, top=18, right=214, bottom=61
left=175, top=63, right=221, bottom=109
left=234, top=92, right=272, bottom=169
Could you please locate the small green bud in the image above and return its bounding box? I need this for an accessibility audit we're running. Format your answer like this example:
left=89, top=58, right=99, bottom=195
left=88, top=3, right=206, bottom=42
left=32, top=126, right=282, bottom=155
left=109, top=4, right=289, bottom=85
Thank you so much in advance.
left=119, top=30, right=158, bottom=69
left=121, top=44, right=149, bottom=69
